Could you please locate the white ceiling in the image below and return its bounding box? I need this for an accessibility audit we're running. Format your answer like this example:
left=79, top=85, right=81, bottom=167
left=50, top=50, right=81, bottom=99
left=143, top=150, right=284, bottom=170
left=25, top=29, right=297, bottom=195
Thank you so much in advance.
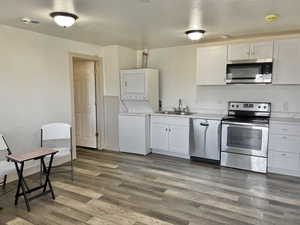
left=1, top=0, right=300, bottom=49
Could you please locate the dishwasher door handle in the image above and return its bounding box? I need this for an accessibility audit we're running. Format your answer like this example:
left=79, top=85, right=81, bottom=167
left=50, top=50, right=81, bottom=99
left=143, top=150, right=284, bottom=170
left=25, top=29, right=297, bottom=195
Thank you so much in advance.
left=200, top=123, right=209, bottom=127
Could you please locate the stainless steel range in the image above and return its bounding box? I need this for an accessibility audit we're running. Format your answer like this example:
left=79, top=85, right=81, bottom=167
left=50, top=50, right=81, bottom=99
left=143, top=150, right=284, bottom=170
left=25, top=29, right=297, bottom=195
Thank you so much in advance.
left=221, top=102, right=271, bottom=173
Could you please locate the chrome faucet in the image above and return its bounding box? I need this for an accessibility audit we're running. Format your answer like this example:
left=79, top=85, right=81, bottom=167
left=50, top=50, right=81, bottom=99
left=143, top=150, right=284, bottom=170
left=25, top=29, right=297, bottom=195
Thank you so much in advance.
left=178, top=98, right=182, bottom=112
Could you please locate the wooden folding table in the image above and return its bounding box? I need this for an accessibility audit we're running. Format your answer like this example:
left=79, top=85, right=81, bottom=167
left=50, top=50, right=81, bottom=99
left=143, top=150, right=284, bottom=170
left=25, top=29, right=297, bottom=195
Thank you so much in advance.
left=7, top=148, right=58, bottom=212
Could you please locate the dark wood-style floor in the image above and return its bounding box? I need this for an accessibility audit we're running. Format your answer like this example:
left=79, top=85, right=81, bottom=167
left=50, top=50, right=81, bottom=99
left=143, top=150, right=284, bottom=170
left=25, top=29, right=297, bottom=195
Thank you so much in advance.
left=1, top=148, right=300, bottom=225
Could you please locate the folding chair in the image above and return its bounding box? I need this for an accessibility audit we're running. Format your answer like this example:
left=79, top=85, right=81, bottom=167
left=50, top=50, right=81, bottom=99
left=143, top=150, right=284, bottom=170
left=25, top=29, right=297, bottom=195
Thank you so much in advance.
left=40, top=123, right=74, bottom=181
left=0, top=134, right=14, bottom=189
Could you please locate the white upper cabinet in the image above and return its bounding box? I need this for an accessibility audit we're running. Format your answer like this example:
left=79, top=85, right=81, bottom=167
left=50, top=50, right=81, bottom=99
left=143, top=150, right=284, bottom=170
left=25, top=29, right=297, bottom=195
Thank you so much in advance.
left=273, top=39, right=300, bottom=85
left=228, top=41, right=273, bottom=61
left=251, top=41, right=274, bottom=59
left=196, top=45, right=227, bottom=85
left=228, top=43, right=251, bottom=61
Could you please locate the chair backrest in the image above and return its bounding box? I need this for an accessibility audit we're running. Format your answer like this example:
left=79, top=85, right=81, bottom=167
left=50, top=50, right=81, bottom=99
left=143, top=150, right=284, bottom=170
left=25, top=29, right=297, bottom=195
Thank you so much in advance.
left=0, top=134, right=12, bottom=155
left=41, top=123, right=71, bottom=141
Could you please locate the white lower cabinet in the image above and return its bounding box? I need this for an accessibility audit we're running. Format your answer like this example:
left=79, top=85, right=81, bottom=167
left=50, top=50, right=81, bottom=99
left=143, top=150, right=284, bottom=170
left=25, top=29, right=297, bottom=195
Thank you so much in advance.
left=268, top=121, right=300, bottom=177
left=151, top=116, right=190, bottom=159
left=151, top=124, right=169, bottom=151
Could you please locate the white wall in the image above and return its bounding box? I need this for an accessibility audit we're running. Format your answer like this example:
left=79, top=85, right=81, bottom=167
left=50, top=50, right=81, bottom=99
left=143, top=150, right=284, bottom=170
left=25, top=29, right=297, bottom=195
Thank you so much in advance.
left=147, top=43, right=300, bottom=117
left=103, top=45, right=137, bottom=96
left=0, top=25, right=104, bottom=156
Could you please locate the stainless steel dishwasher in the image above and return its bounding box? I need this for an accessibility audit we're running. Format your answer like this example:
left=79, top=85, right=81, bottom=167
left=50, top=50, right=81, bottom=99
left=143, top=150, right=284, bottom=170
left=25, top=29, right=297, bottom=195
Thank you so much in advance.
left=190, top=119, right=221, bottom=163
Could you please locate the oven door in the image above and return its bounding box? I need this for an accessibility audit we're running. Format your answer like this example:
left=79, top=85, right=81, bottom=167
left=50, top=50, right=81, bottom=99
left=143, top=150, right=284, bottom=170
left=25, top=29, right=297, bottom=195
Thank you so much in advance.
left=221, top=121, right=269, bottom=157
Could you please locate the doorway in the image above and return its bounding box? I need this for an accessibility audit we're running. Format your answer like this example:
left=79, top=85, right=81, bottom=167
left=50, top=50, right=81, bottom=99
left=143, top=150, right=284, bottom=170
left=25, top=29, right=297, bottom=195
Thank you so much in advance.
left=71, top=56, right=103, bottom=150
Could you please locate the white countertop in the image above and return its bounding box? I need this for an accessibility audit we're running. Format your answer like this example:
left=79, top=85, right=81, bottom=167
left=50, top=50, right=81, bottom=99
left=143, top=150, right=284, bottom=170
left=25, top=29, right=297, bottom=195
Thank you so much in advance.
left=270, top=117, right=300, bottom=123
left=151, top=112, right=224, bottom=120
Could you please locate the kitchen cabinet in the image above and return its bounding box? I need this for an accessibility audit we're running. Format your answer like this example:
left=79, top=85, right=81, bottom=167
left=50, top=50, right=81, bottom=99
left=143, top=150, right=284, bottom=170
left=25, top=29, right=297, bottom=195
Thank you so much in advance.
left=273, top=39, right=300, bottom=85
left=168, top=125, right=190, bottom=154
left=151, top=124, right=169, bottom=151
left=228, top=43, right=250, bottom=61
left=268, top=121, right=300, bottom=177
left=196, top=45, right=227, bottom=85
left=228, top=41, right=273, bottom=61
left=150, top=115, right=190, bottom=159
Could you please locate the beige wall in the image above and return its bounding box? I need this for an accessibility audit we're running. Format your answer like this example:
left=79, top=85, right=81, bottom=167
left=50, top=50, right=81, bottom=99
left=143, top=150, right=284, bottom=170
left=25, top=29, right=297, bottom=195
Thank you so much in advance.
left=0, top=25, right=105, bottom=157
left=146, top=37, right=300, bottom=117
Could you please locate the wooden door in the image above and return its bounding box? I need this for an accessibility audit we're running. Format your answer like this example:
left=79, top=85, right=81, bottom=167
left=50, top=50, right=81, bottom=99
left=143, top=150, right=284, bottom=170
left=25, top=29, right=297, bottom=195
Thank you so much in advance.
left=73, top=59, right=97, bottom=148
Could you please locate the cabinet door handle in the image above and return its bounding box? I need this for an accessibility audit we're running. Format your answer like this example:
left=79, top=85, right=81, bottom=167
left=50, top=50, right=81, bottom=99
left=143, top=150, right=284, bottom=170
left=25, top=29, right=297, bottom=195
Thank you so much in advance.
left=169, top=128, right=171, bottom=132
left=165, top=128, right=168, bottom=132
left=200, top=123, right=209, bottom=127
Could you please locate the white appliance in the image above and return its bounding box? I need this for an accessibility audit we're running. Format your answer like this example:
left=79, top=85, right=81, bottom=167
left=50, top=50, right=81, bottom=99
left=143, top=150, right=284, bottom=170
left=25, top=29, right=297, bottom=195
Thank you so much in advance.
left=119, top=113, right=150, bottom=155
left=190, top=119, right=221, bottom=162
left=119, top=69, right=159, bottom=155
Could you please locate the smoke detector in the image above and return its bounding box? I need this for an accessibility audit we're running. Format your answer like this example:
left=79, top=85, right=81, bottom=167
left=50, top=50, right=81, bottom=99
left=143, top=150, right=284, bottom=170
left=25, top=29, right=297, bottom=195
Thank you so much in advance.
left=21, top=17, right=40, bottom=24
left=265, top=14, right=280, bottom=22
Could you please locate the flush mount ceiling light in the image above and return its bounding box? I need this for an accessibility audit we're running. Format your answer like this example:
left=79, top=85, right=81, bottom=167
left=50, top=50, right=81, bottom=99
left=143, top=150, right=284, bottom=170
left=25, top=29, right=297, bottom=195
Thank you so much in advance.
left=50, top=12, right=78, bottom=28
left=185, top=29, right=206, bottom=41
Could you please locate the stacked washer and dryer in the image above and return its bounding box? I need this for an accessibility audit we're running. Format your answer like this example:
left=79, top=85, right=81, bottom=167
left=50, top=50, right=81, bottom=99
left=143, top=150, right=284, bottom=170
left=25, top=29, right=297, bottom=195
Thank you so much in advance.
left=118, top=69, right=159, bottom=155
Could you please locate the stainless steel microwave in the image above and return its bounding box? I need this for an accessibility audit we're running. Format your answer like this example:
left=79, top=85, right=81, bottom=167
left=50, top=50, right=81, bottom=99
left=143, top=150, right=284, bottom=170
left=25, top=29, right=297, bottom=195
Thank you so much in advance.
left=226, top=59, right=273, bottom=84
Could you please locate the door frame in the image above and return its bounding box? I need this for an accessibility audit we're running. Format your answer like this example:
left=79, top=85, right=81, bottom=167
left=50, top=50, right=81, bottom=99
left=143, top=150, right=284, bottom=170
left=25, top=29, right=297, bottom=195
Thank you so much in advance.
left=69, top=53, right=105, bottom=155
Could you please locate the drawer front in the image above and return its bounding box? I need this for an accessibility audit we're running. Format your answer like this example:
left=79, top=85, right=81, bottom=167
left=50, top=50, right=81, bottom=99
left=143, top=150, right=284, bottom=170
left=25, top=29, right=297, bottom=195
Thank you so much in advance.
left=166, top=117, right=189, bottom=127
left=268, top=151, right=300, bottom=171
left=269, top=134, right=300, bottom=153
left=151, top=116, right=168, bottom=125
left=270, top=123, right=300, bottom=136
left=151, top=116, right=189, bottom=126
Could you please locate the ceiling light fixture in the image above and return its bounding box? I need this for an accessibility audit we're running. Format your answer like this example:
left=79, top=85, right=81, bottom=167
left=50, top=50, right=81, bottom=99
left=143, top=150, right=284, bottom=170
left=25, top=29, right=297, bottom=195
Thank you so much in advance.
left=185, top=29, right=206, bottom=41
left=50, top=12, right=78, bottom=28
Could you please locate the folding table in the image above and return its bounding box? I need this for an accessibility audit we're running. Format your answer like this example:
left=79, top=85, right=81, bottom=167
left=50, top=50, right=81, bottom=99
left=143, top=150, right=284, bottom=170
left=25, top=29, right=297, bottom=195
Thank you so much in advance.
left=7, top=148, right=58, bottom=212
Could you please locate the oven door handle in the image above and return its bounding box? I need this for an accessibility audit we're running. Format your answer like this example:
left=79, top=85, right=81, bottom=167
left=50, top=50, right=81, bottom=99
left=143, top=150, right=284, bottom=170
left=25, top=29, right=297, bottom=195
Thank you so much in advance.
left=222, top=121, right=269, bottom=128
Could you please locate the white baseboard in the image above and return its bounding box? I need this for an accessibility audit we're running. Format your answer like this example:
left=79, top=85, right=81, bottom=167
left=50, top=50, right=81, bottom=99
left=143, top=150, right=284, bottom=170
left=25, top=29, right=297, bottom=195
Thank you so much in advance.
left=151, top=149, right=190, bottom=159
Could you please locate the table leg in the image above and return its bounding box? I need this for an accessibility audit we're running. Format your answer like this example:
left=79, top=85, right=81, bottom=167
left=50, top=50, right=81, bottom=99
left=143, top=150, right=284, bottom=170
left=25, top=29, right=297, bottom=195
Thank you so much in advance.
left=41, top=154, right=55, bottom=200
left=14, top=162, right=31, bottom=212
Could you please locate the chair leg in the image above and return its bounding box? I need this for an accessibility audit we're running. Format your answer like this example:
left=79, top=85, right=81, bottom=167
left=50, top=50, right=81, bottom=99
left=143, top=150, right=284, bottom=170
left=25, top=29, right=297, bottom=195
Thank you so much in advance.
left=40, top=161, right=43, bottom=185
left=2, top=175, right=7, bottom=190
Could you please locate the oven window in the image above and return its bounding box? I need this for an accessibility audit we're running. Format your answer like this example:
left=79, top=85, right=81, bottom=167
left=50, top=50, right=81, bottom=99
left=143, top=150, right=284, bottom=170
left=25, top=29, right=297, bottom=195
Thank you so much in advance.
left=227, top=127, right=262, bottom=150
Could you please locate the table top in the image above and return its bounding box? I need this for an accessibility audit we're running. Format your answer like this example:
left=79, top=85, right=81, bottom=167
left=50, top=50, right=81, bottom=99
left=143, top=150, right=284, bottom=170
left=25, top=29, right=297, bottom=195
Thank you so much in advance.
left=7, top=148, right=58, bottom=163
